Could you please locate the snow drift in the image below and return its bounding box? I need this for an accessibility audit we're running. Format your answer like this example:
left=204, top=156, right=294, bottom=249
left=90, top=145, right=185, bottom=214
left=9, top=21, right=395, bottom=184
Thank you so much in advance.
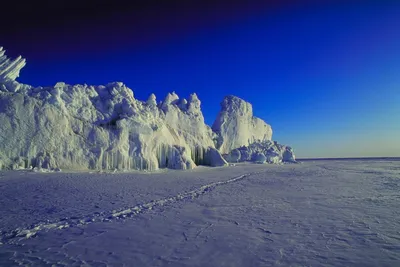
left=0, top=46, right=295, bottom=171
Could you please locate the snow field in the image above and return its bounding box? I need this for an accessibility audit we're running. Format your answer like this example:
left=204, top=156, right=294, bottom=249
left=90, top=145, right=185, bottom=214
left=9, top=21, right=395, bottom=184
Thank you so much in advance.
left=0, top=160, right=399, bottom=266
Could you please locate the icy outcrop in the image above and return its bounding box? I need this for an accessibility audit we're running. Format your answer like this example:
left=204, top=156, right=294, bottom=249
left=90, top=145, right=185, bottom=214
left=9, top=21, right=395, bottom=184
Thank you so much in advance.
left=212, top=95, right=273, bottom=154
left=223, top=140, right=296, bottom=164
left=187, top=93, right=201, bottom=115
left=0, top=46, right=228, bottom=171
left=253, top=153, right=267, bottom=164
left=146, top=93, right=157, bottom=107
left=0, top=47, right=26, bottom=82
left=160, top=92, right=179, bottom=111
left=0, top=46, right=295, bottom=171
left=0, top=80, right=228, bottom=171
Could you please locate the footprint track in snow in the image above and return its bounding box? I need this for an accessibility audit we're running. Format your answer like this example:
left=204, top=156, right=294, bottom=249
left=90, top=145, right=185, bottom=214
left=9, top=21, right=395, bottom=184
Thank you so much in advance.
left=0, top=171, right=263, bottom=245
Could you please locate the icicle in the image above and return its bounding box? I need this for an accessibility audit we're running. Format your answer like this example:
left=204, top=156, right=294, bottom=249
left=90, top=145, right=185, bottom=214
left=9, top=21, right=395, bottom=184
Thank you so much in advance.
left=116, top=151, right=118, bottom=170
left=116, top=151, right=119, bottom=170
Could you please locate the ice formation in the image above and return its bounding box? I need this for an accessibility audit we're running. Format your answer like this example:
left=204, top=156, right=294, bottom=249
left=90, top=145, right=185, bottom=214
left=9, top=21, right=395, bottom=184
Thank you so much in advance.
left=0, top=47, right=26, bottom=81
left=212, top=95, right=273, bottom=154
left=223, top=140, right=296, bottom=164
left=0, top=47, right=296, bottom=171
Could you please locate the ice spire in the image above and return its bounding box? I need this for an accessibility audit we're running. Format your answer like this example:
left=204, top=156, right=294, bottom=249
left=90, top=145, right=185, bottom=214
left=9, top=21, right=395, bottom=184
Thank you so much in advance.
left=147, top=93, right=157, bottom=106
left=160, top=92, right=179, bottom=110
left=187, top=93, right=201, bottom=114
left=0, top=47, right=26, bottom=81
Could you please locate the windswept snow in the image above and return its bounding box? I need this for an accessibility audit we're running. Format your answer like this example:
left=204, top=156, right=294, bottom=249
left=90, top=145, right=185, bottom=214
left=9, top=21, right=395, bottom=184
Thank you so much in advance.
left=0, top=169, right=256, bottom=245
left=0, top=159, right=399, bottom=266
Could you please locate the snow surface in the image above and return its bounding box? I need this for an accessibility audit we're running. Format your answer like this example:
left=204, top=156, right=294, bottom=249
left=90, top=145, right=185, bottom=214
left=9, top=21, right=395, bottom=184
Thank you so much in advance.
left=0, top=159, right=399, bottom=266
left=0, top=46, right=296, bottom=171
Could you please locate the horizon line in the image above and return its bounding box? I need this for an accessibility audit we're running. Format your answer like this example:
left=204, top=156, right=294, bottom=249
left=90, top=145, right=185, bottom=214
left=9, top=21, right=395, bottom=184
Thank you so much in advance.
left=297, top=157, right=400, bottom=160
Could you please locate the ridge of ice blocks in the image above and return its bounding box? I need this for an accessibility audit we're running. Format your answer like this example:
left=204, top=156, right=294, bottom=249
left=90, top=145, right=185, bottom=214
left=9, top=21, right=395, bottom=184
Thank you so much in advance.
left=223, top=141, right=296, bottom=164
left=0, top=46, right=295, bottom=171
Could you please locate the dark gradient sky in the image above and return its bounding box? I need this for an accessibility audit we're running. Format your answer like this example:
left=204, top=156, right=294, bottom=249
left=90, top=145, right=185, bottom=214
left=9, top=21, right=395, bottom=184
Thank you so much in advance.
left=1, top=0, right=399, bottom=158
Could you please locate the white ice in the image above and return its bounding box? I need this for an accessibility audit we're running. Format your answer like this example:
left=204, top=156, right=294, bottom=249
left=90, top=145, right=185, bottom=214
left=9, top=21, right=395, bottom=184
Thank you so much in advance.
left=212, top=95, right=273, bottom=154
left=1, top=47, right=298, bottom=172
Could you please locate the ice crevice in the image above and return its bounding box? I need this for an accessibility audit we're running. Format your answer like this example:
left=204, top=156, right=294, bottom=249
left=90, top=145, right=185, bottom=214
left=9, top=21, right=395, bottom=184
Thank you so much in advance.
left=0, top=170, right=264, bottom=245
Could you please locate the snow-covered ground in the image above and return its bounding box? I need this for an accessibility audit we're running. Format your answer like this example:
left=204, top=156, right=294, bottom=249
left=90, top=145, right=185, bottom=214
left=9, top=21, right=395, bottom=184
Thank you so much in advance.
left=0, top=159, right=399, bottom=266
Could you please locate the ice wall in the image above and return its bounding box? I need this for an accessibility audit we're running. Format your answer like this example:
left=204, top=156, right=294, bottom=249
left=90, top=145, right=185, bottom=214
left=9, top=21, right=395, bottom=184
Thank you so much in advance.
left=0, top=46, right=295, bottom=171
left=0, top=80, right=228, bottom=171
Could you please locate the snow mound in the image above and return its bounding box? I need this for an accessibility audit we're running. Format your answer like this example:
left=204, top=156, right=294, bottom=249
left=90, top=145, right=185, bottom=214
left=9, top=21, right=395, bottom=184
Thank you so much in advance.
left=224, top=140, right=296, bottom=164
left=0, top=46, right=294, bottom=171
left=212, top=95, right=273, bottom=154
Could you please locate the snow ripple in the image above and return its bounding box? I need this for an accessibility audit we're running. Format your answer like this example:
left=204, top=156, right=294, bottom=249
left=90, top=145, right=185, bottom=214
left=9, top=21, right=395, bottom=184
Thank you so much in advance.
left=0, top=171, right=260, bottom=245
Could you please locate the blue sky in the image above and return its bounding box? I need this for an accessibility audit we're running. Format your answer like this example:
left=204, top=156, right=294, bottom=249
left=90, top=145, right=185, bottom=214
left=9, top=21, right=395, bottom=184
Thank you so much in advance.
left=9, top=1, right=400, bottom=158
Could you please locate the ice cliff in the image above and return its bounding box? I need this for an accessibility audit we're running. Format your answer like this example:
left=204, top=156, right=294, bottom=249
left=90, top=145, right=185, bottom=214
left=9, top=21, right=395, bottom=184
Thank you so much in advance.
left=0, top=47, right=295, bottom=171
left=212, top=95, right=273, bottom=154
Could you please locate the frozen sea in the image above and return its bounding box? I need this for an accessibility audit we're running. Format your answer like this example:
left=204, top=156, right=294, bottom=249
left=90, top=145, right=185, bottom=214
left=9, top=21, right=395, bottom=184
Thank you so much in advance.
left=0, top=159, right=399, bottom=266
